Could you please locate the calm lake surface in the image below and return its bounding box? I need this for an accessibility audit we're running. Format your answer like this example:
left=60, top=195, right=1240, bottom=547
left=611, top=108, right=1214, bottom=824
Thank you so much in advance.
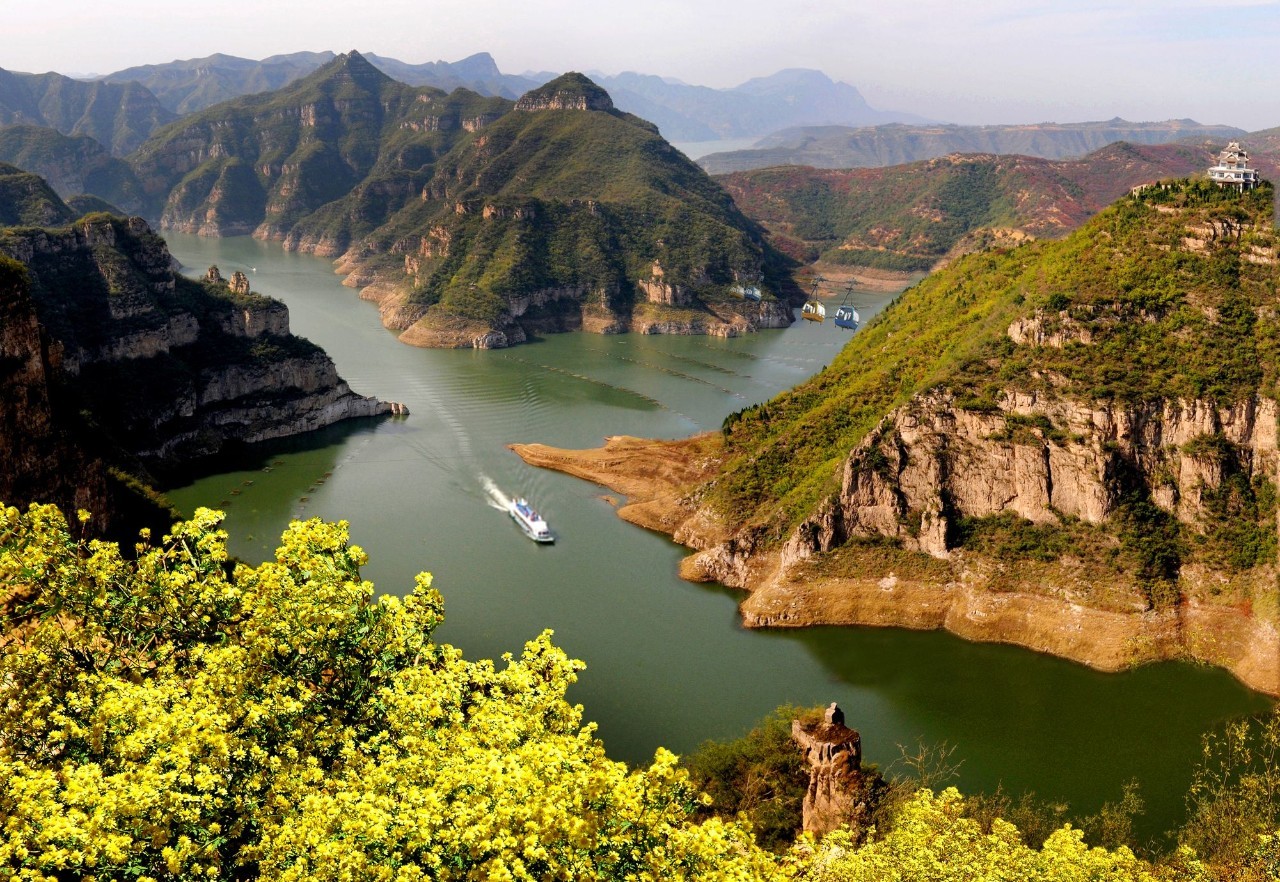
left=163, top=232, right=1272, bottom=840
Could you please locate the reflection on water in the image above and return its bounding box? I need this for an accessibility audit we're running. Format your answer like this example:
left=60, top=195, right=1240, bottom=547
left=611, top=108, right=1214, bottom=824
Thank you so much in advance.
left=162, top=232, right=1272, bottom=839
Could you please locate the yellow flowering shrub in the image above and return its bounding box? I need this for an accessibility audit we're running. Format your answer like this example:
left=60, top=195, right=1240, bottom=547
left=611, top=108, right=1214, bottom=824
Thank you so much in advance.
left=789, top=788, right=1179, bottom=882
left=0, top=503, right=780, bottom=882
left=0, top=503, right=1221, bottom=881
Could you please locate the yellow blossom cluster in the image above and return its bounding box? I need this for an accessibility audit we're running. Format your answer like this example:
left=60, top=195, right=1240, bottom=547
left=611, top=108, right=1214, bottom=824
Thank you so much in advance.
left=0, top=503, right=1204, bottom=881
left=788, top=788, right=1182, bottom=882
left=0, top=504, right=777, bottom=881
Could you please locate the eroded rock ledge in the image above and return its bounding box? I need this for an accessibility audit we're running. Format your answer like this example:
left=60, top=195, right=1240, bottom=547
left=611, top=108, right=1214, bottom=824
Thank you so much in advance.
left=1, top=216, right=405, bottom=469
left=512, top=416, right=1280, bottom=697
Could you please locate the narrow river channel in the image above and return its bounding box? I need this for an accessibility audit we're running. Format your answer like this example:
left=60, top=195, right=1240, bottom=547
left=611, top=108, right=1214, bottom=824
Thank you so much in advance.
left=162, top=232, right=1272, bottom=842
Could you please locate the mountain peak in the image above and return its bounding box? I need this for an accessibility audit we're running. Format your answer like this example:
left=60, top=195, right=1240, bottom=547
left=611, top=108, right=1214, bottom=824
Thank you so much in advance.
left=515, top=72, right=614, bottom=112
left=338, top=49, right=372, bottom=69
left=300, top=50, right=391, bottom=90
left=452, top=52, right=501, bottom=79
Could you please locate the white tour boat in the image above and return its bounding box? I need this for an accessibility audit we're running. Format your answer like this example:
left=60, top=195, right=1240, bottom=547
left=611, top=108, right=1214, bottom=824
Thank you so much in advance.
left=509, top=497, right=554, bottom=543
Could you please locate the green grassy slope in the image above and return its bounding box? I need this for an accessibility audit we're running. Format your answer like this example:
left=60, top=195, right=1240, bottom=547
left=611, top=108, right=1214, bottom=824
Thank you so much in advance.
left=360, top=80, right=791, bottom=316
left=713, top=181, right=1279, bottom=544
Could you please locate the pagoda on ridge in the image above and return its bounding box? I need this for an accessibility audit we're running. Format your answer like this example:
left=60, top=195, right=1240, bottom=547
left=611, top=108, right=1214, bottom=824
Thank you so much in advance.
left=1208, top=142, right=1259, bottom=191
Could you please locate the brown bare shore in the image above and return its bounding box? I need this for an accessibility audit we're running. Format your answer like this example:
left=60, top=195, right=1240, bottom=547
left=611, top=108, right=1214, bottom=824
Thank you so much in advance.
left=511, top=434, right=1280, bottom=697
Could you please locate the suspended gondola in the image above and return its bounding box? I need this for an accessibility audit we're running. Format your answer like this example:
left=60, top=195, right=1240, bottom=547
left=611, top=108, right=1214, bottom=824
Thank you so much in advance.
left=833, top=283, right=861, bottom=330
left=801, top=277, right=826, bottom=323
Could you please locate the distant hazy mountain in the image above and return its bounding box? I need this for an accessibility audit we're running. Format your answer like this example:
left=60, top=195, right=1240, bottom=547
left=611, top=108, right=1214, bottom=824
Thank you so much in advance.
left=0, top=68, right=174, bottom=155
left=595, top=68, right=928, bottom=141
left=101, top=51, right=543, bottom=114
left=700, top=119, right=1249, bottom=173
left=362, top=52, right=540, bottom=98
left=91, top=52, right=921, bottom=144
left=101, top=51, right=338, bottom=115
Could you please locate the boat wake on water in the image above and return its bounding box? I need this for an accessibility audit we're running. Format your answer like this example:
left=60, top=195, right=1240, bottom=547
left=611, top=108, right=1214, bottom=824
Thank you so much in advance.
left=481, top=475, right=512, bottom=511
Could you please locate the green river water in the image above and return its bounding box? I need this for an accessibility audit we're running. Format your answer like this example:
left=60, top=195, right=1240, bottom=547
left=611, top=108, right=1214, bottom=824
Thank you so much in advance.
left=161, top=232, right=1272, bottom=842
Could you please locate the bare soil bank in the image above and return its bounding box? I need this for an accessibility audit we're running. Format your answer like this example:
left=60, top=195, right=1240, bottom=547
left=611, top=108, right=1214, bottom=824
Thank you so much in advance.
left=512, top=434, right=1280, bottom=697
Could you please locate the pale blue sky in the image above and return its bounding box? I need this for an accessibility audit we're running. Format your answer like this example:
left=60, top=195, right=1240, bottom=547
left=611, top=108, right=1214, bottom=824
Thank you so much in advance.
left=6, top=0, right=1279, bottom=130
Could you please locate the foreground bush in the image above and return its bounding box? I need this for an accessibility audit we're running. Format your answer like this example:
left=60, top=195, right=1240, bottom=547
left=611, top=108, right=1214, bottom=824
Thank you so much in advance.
left=0, top=503, right=1250, bottom=880
left=0, top=503, right=777, bottom=881
left=791, top=789, right=1174, bottom=882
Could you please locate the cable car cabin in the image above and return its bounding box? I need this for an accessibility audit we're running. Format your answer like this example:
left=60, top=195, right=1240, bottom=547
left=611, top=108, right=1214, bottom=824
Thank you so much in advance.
left=801, top=301, right=826, bottom=322
left=834, top=306, right=860, bottom=330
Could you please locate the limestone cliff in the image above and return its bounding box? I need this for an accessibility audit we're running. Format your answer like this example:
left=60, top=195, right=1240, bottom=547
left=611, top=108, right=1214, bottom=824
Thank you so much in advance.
left=0, top=212, right=394, bottom=474
left=0, top=255, right=111, bottom=529
left=513, top=73, right=614, bottom=112
left=787, top=392, right=1279, bottom=561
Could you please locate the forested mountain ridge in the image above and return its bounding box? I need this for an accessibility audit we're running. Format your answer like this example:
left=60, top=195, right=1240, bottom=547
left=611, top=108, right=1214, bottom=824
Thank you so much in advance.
left=126, top=51, right=508, bottom=237
left=0, top=125, right=145, bottom=213
left=0, top=66, right=175, bottom=155
left=126, top=56, right=794, bottom=348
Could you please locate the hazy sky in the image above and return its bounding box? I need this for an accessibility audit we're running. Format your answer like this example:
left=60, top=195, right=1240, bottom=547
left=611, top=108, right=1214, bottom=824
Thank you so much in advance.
left=6, top=0, right=1280, bottom=131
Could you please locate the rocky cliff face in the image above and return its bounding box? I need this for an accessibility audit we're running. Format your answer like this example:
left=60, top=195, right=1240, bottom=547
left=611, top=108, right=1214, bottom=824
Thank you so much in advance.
left=513, top=73, right=615, bottom=112
left=377, top=278, right=794, bottom=350
left=0, top=214, right=395, bottom=471
left=0, top=255, right=111, bottom=530
left=784, top=390, right=1279, bottom=562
